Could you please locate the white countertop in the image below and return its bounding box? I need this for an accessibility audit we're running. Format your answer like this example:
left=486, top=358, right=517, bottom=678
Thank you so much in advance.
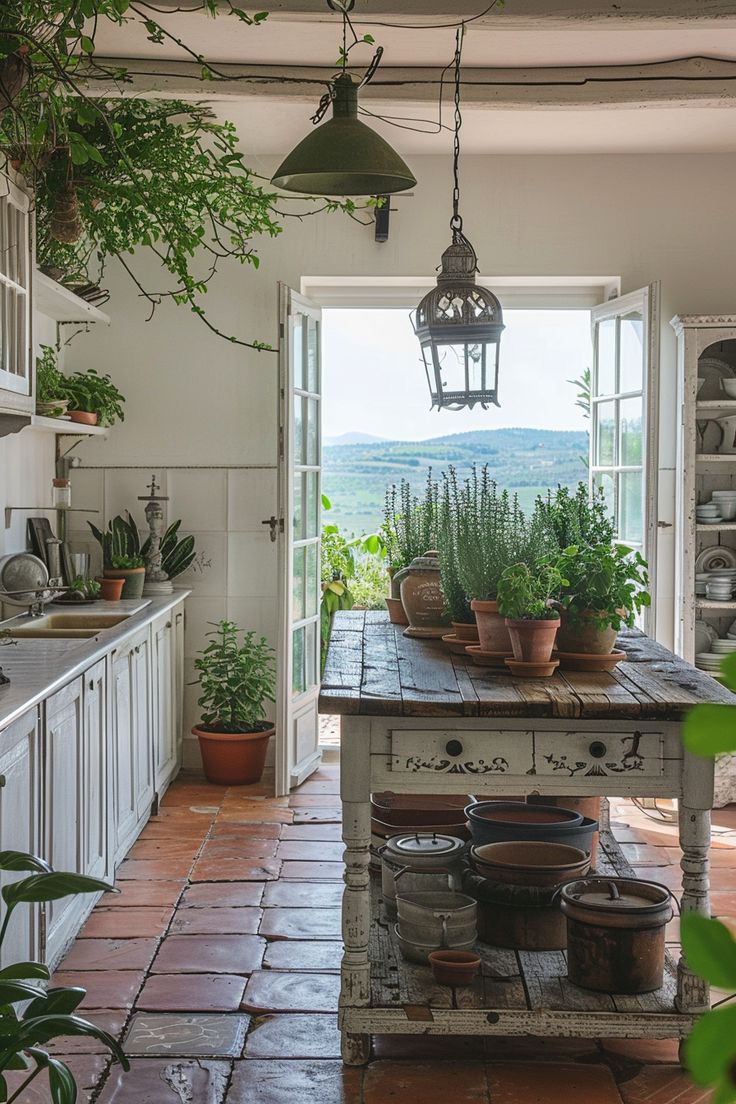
left=0, top=590, right=190, bottom=733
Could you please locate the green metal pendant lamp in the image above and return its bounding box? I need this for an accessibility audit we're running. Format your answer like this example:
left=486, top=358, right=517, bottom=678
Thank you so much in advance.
left=271, top=1, right=416, bottom=197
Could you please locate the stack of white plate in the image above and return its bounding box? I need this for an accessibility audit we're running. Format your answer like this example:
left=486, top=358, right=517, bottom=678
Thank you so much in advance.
left=695, top=572, right=709, bottom=596
left=706, top=573, right=735, bottom=600
left=711, top=638, right=736, bottom=655
left=695, top=651, right=724, bottom=674
left=712, top=490, right=736, bottom=520
left=697, top=503, right=723, bottom=524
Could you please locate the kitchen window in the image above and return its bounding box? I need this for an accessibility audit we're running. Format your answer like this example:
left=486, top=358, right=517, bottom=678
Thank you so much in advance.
left=0, top=173, right=31, bottom=400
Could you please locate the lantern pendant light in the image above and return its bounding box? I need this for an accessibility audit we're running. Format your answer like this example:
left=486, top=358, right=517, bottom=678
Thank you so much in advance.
left=271, top=2, right=416, bottom=197
left=412, top=28, right=504, bottom=411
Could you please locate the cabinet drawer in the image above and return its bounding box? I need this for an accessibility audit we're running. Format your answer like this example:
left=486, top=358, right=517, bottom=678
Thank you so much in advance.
left=534, top=730, right=665, bottom=779
left=390, top=729, right=534, bottom=777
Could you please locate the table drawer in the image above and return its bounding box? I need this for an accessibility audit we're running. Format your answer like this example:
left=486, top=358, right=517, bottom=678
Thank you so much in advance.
left=534, top=730, right=665, bottom=779
left=389, top=729, right=534, bottom=777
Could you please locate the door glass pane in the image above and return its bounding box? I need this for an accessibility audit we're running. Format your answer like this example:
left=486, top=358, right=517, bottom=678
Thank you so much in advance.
left=292, top=315, right=303, bottom=390
left=595, top=400, right=616, bottom=466
left=292, top=626, right=305, bottom=694
left=307, top=315, right=319, bottom=393
left=593, top=471, right=615, bottom=522
left=294, top=396, right=305, bottom=464
left=293, top=473, right=304, bottom=539
left=619, top=471, right=644, bottom=545
left=306, top=398, right=319, bottom=466
left=619, top=396, right=643, bottom=466
left=306, top=472, right=319, bottom=539
left=293, top=546, right=306, bottom=621
left=597, top=318, right=616, bottom=396
left=306, top=620, right=318, bottom=689
left=306, top=543, right=318, bottom=617
left=620, top=312, right=644, bottom=394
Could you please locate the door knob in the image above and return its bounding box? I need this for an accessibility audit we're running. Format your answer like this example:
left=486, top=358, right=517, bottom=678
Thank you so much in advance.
left=445, top=739, right=464, bottom=757
left=261, top=516, right=283, bottom=543
left=589, top=741, right=607, bottom=759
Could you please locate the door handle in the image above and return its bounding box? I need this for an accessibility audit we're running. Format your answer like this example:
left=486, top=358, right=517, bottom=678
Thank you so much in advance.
left=261, top=516, right=283, bottom=543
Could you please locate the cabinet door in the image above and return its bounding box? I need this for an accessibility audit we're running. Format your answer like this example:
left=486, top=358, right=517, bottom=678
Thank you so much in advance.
left=82, top=660, right=108, bottom=882
left=153, top=613, right=176, bottom=795
left=174, top=606, right=185, bottom=766
left=132, top=633, right=154, bottom=822
left=0, top=709, right=40, bottom=968
left=43, top=679, right=85, bottom=964
left=111, top=647, right=137, bottom=865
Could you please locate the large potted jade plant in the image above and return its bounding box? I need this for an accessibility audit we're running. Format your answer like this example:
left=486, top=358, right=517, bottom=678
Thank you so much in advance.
left=496, top=560, right=568, bottom=676
left=555, top=542, right=650, bottom=657
left=193, top=619, right=276, bottom=785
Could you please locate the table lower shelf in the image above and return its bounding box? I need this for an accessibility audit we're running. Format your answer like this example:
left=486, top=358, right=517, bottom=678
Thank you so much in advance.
left=353, top=831, right=696, bottom=1040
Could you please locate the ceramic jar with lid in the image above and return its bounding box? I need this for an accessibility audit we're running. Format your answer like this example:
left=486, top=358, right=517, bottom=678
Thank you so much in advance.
left=379, top=831, right=467, bottom=919
left=560, top=876, right=673, bottom=993
left=393, top=551, right=449, bottom=638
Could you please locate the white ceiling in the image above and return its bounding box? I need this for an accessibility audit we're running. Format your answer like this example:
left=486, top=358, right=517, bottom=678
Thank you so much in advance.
left=92, top=9, right=736, bottom=154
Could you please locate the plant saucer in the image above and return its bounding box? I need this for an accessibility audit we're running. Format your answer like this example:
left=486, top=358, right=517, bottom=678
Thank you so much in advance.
left=442, top=633, right=473, bottom=655
left=465, top=645, right=512, bottom=668
left=504, top=658, right=560, bottom=678
left=556, top=650, right=626, bottom=673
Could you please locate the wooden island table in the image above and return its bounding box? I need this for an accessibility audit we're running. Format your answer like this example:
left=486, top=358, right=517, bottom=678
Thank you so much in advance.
left=319, top=610, right=732, bottom=1065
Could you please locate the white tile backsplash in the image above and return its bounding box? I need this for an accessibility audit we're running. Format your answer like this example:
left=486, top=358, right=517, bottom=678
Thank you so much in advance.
left=227, top=468, right=277, bottom=532
left=227, top=531, right=277, bottom=598
left=104, top=469, right=167, bottom=524
left=183, top=594, right=227, bottom=656
left=174, top=530, right=227, bottom=597
left=169, top=469, right=227, bottom=533
left=226, top=596, right=279, bottom=646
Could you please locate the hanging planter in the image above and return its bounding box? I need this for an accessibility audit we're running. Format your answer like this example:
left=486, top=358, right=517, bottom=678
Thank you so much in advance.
left=49, top=184, right=83, bottom=244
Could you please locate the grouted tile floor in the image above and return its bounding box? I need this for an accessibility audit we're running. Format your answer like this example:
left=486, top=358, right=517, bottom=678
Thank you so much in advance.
left=12, top=766, right=736, bottom=1102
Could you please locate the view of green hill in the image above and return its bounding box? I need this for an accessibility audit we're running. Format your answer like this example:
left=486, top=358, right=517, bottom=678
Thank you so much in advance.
left=323, top=427, right=589, bottom=535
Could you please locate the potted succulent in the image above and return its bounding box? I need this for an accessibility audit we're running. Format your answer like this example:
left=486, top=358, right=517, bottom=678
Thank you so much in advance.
left=555, top=542, right=650, bottom=655
left=35, top=345, right=70, bottom=418
left=103, top=553, right=146, bottom=599
left=496, top=561, right=568, bottom=674
left=192, top=619, right=276, bottom=785
left=90, top=513, right=195, bottom=599
left=382, top=473, right=440, bottom=626
left=62, top=368, right=125, bottom=427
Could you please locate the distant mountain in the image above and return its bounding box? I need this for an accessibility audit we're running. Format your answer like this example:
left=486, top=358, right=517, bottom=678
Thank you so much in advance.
left=323, top=431, right=386, bottom=447
left=323, top=426, right=589, bottom=535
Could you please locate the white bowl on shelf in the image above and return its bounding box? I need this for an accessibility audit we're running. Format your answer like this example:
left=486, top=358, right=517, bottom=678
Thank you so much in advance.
left=722, top=379, right=736, bottom=398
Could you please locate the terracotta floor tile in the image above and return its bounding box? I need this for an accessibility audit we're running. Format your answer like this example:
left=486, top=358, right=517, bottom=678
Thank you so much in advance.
left=199, top=839, right=279, bottom=861
left=97, top=1058, right=231, bottom=1103
left=152, top=934, right=265, bottom=974
left=713, top=804, right=736, bottom=830
left=262, top=940, right=342, bottom=972
left=137, top=973, right=247, bottom=1012
left=620, top=844, right=672, bottom=866
left=128, top=839, right=205, bottom=862
left=280, top=823, right=343, bottom=842
left=291, top=810, right=342, bottom=825
left=215, top=807, right=292, bottom=825
left=600, top=1038, right=681, bottom=1063
left=61, top=937, right=159, bottom=972
left=80, top=908, right=174, bottom=939
left=241, top=971, right=339, bottom=1013
left=364, top=1060, right=489, bottom=1103
left=191, top=859, right=281, bottom=882
left=259, top=907, right=341, bottom=939
left=3, top=1055, right=109, bottom=1103
left=244, top=1013, right=340, bottom=1058
left=211, top=822, right=282, bottom=839
left=180, top=882, right=264, bottom=908
left=52, top=970, right=143, bottom=1010
left=288, top=794, right=342, bottom=808
left=149, top=806, right=217, bottom=824
left=709, top=867, right=736, bottom=891
left=665, top=846, right=736, bottom=866
left=295, top=779, right=340, bottom=795
left=227, top=1059, right=361, bottom=1104
left=487, top=1062, right=622, bottom=1103
left=171, top=907, right=262, bottom=935
left=710, top=892, right=736, bottom=914
left=276, top=841, right=344, bottom=862
left=161, top=787, right=228, bottom=809
left=619, top=1065, right=712, bottom=1104
left=137, top=821, right=211, bottom=841
left=483, top=1037, right=601, bottom=1061
left=115, top=858, right=195, bottom=881
left=262, top=881, right=342, bottom=908
left=99, top=882, right=184, bottom=909
left=124, top=1012, right=249, bottom=1058
left=279, top=861, right=343, bottom=881
left=46, top=1010, right=126, bottom=1055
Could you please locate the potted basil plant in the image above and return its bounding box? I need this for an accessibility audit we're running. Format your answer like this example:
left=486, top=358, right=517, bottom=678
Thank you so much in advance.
left=62, top=368, right=125, bottom=427
left=193, top=620, right=276, bottom=785
left=496, top=561, right=568, bottom=674
left=555, top=543, right=650, bottom=655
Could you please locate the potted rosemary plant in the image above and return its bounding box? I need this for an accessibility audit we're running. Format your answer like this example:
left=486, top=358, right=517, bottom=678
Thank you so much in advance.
left=192, top=620, right=276, bottom=785
left=496, top=561, right=568, bottom=676
left=437, top=469, right=477, bottom=647
left=382, top=472, right=440, bottom=625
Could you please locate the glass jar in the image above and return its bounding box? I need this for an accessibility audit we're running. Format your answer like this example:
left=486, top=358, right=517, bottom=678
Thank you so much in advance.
left=52, top=478, right=71, bottom=509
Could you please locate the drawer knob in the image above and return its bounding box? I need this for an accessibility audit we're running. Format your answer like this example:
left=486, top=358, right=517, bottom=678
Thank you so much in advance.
left=445, top=739, right=464, bottom=758
left=589, top=740, right=607, bottom=759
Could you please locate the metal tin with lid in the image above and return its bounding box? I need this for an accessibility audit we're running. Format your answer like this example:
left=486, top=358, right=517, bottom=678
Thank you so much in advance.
left=380, top=832, right=466, bottom=919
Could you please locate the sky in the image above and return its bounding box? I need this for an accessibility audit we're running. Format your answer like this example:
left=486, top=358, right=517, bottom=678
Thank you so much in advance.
left=322, top=308, right=592, bottom=442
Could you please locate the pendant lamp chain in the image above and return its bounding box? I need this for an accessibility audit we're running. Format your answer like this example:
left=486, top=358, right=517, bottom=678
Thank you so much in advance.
left=450, top=26, right=476, bottom=265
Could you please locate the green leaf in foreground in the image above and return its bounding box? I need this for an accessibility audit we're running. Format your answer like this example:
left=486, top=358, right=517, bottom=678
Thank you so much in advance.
left=683, top=704, right=736, bottom=757
left=684, top=1004, right=736, bottom=1096
left=681, top=913, right=736, bottom=989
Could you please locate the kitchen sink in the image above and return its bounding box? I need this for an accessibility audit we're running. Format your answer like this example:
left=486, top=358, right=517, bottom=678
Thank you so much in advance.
left=6, top=612, right=131, bottom=640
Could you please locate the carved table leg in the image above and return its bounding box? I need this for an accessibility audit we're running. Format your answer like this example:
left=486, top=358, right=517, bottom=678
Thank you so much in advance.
left=340, top=717, right=372, bottom=1065
left=676, top=750, right=713, bottom=1015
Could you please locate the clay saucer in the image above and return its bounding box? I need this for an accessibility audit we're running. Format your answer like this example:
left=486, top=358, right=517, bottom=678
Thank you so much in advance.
left=557, top=650, right=626, bottom=673
left=504, top=658, right=560, bottom=678
left=465, top=645, right=512, bottom=668
left=442, top=633, right=473, bottom=655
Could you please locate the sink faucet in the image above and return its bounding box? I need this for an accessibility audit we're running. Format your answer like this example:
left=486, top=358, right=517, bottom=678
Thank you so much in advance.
left=0, top=587, right=69, bottom=618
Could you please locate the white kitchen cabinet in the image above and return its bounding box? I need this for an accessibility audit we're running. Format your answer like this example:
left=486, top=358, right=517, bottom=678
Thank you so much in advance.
left=152, top=611, right=178, bottom=801
left=82, top=659, right=108, bottom=883
left=0, top=708, right=41, bottom=968
left=111, top=626, right=154, bottom=864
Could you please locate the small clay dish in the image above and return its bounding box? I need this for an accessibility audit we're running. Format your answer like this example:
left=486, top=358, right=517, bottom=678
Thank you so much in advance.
left=557, top=650, right=626, bottom=673
left=428, top=949, right=481, bottom=987
left=442, top=633, right=471, bottom=655
left=465, top=645, right=512, bottom=668
left=504, top=658, right=560, bottom=678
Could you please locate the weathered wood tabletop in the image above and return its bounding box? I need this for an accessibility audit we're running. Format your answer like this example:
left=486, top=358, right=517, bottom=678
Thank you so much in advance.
left=320, top=610, right=734, bottom=721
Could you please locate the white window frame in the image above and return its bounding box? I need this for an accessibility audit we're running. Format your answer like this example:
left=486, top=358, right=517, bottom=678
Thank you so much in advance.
left=0, top=172, right=31, bottom=399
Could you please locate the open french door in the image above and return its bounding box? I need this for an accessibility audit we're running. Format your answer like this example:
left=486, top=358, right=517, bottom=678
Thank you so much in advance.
left=589, top=284, right=660, bottom=636
left=275, top=285, right=323, bottom=796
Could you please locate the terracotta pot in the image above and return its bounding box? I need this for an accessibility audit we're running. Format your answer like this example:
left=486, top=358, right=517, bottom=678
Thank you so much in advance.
left=104, top=566, right=146, bottom=599
left=97, top=576, right=125, bottom=601
left=194, top=722, right=274, bottom=785
left=68, top=410, right=99, bottom=426
left=396, top=552, right=449, bottom=638
left=451, top=621, right=479, bottom=643
left=470, top=841, right=591, bottom=887
left=385, top=596, right=409, bottom=626
left=505, top=616, right=560, bottom=664
left=428, top=950, right=481, bottom=987
left=528, top=795, right=602, bottom=864
left=470, top=599, right=512, bottom=652
left=556, top=610, right=618, bottom=655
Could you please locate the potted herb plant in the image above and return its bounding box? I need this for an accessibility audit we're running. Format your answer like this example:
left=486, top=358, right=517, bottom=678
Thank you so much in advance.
left=382, top=472, right=439, bottom=625
left=437, top=469, right=477, bottom=647
left=35, top=345, right=70, bottom=418
left=555, top=542, right=650, bottom=656
left=90, top=513, right=195, bottom=599
left=192, top=620, right=276, bottom=785
left=496, top=561, right=567, bottom=675
left=63, top=368, right=125, bottom=427
left=104, top=553, right=146, bottom=599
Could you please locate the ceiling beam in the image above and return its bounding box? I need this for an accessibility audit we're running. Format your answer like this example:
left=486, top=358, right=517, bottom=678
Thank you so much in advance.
left=86, top=56, right=736, bottom=109
left=134, top=0, right=736, bottom=26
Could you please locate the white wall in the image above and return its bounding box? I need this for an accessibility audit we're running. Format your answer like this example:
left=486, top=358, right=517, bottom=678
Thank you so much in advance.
left=65, top=152, right=736, bottom=756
